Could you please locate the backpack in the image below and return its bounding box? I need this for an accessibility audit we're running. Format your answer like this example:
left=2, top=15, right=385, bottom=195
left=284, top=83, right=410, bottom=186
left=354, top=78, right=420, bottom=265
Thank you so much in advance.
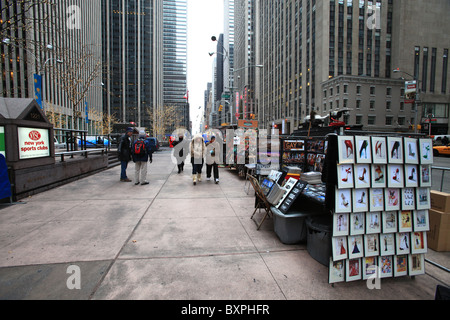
left=134, top=140, right=146, bottom=155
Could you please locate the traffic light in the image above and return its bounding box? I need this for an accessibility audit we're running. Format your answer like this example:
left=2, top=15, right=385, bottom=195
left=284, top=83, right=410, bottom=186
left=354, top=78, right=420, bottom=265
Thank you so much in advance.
left=219, top=105, right=223, bottom=112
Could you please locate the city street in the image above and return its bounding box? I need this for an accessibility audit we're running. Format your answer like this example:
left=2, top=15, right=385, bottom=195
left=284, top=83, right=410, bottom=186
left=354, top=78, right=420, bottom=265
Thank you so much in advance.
left=0, top=148, right=449, bottom=303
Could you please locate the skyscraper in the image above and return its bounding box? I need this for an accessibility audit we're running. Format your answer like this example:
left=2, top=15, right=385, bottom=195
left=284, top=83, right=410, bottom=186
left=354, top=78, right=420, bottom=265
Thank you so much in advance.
left=102, top=0, right=163, bottom=132
left=163, top=0, right=189, bottom=133
left=256, top=0, right=450, bottom=134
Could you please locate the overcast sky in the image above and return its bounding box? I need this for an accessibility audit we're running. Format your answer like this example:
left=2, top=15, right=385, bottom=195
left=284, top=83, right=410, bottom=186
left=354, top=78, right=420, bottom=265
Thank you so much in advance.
left=187, top=0, right=224, bottom=134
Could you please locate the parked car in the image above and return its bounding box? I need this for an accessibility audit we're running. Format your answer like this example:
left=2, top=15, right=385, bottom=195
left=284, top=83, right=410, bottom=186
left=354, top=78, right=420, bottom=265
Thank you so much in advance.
left=145, top=137, right=160, bottom=151
left=54, top=137, right=66, bottom=149
left=77, top=136, right=110, bottom=148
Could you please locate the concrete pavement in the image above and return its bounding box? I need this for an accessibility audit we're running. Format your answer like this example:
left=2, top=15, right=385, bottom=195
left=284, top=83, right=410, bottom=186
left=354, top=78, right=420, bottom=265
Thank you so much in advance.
left=0, top=148, right=449, bottom=301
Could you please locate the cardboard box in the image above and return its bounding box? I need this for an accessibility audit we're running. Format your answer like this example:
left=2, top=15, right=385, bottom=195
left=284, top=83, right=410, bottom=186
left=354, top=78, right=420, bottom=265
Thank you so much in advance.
left=427, top=209, right=450, bottom=252
left=430, top=190, right=450, bottom=213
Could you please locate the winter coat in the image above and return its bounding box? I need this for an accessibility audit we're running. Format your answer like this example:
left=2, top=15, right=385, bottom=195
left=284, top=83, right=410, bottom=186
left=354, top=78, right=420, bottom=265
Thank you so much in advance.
left=190, top=135, right=206, bottom=162
left=206, top=140, right=221, bottom=165
left=118, top=134, right=132, bottom=162
left=173, top=138, right=188, bottom=163
left=132, top=138, right=153, bottom=163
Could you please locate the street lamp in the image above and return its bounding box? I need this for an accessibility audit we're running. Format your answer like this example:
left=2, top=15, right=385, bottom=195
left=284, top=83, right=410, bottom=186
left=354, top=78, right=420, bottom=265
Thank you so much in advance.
left=211, top=36, right=229, bottom=61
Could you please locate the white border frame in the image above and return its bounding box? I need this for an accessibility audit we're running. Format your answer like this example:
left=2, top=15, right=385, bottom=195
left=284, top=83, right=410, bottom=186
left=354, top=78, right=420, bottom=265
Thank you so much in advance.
left=348, top=235, right=364, bottom=259
left=371, top=136, right=387, bottom=164
left=408, top=254, right=425, bottom=276
left=387, top=136, right=404, bottom=164
left=350, top=212, right=365, bottom=235
left=338, top=136, right=355, bottom=164
left=411, top=231, right=428, bottom=254
left=404, top=137, right=419, bottom=164
left=401, top=187, right=416, bottom=211
left=354, top=164, right=371, bottom=189
left=413, top=210, right=430, bottom=232
left=398, top=210, right=413, bottom=232
left=382, top=211, right=397, bottom=233
left=371, top=164, right=386, bottom=188
left=404, top=164, right=419, bottom=188
left=355, top=136, right=372, bottom=164
left=387, top=164, right=404, bottom=188
left=366, top=211, right=382, bottom=234
left=380, top=233, right=396, bottom=256
left=378, top=255, right=394, bottom=278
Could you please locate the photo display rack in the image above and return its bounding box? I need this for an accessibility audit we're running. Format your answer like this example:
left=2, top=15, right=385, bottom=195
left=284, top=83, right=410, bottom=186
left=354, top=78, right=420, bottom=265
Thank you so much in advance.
left=329, top=134, right=432, bottom=284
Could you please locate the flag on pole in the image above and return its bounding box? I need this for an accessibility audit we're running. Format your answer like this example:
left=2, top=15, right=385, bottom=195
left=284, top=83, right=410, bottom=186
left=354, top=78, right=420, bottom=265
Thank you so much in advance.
left=34, top=74, right=43, bottom=109
left=183, top=90, right=189, bottom=102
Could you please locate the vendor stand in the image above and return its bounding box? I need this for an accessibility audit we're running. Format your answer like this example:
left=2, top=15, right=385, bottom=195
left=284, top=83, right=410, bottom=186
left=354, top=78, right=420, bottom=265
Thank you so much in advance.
left=247, top=129, right=432, bottom=285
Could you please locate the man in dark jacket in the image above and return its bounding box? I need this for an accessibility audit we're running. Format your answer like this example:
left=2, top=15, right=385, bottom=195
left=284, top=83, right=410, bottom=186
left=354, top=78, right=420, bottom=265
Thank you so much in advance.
left=132, top=131, right=153, bottom=185
left=118, top=127, right=133, bottom=182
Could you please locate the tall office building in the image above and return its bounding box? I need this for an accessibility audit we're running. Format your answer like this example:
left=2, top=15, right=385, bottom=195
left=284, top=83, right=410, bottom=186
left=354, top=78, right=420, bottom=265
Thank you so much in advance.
left=256, top=0, right=450, bottom=134
left=234, top=0, right=258, bottom=124
left=163, top=0, right=189, bottom=132
left=102, top=0, right=163, bottom=132
left=1, top=0, right=103, bottom=133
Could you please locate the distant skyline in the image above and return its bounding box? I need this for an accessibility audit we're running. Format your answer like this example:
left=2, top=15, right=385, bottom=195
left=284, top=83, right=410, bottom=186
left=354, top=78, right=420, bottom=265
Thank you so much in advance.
left=187, top=0, right=224, bottom=134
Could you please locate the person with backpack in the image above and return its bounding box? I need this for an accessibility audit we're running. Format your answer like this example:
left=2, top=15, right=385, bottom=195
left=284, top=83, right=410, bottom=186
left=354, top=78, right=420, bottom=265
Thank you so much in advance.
left=132, top=131, right=153, bottom=185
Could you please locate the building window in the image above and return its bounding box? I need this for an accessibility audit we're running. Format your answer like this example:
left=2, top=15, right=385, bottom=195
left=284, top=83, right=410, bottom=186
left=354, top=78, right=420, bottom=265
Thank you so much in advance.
left=370, top=86, right=375, bottom=95
left=421, top=47, right=429, bottom=93
left=370, top=100, right=375, bottom=110
left=356, top=115, right=362, bottom=125
left=356, top=85, right=361, bottom=95
left=400, top=102, right=404, bottom=111
left=414, top=46, right=420, bottom=80
left=344, top=84, right=348, bottom=93
left=430, top=48, right=437, bottom=92
left=368, top=115, right=376, bottom=125
left=386, top=87, right=392, bottom=96
left=356, top=100, right=361, bottom=109
left=386, top=101, right=391, bottom=110
left=443, top=49, right=448, bottom=94
left=386, top=116, right=393, bottom=126
left=398, top=116, right=405, bottom=126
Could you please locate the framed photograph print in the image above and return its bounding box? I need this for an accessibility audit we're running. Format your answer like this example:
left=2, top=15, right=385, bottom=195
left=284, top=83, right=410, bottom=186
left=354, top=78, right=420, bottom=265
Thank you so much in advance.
left=348, top=235, right=364, bottom=259
left=378, top=256, right=394, bottom=278
left=350, top=212, right=365, bottom=235
left=369, top=188, right=384, bottom=212
left=394, top=255, right=408, bottom=277
left=411, top=231, right=427, bottom=254
left=398, top=210, right=413, bottom=232
left=387, top=137, right=404, bottom=164
left=404, top=164, right=418, bottom=188
left=371, top=136, right=387, bottom=164
left=419, top=138, right=434, bottom=164
left=401, top=188, right=415, bottom=211
left=338, top=136, right=355, bottom=164
left=346, top=258, right=362, bottom=282
left=335, top=187, right=352, bottom=213
left=416, top=187, right=431, bottom=210
left=333, top=213, right=349, bottom=236
left=396, top=232, right=410, bottom=255
left=364, top=234, right=380, bottom=257
left=354, top=164, right=371, bottom=189
left=355, top=136, right=372, bottom=163
left=332, top=236, right=348, bottom=261
left=352, top=188, right=369, bottom=212
left=408, top=254, right=425, bottom=276
left=404, top=137, right=419, bottom=164
left=387, top=164, right=404, bottom=188
left=371, top=164, right=386, bottom=188
left=362, top=256, right=378, bottom=280
left=366, top=212, right=381, bottom=234
left=419, top=165, right=432, bottom=187
left=413, top=210, right=430, bottom=232
left=329, top=258, right=345, bottom=284
left=385, top=188, right=400, bottom=211
left=382, top=211, right=397, bottom=233
left=380, top=233, right=396, bottom=256
left=337, top=164, right=354, bottom=189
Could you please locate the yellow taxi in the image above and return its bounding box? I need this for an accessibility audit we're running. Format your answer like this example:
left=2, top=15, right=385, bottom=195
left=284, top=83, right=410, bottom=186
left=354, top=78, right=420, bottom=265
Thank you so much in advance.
left=433, top=135, right=450, bottom=156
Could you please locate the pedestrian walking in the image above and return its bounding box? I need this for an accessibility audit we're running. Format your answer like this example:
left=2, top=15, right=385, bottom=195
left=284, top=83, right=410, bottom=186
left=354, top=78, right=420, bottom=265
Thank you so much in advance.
left=118, top=127, right=134, bottom=182
left=206, top=135, right=221, bottom=184
left=172, top=135, right=188, bottom=174
left=132, top=131, right=153, bottom=185
left=190, top=134, right=206, bottom=185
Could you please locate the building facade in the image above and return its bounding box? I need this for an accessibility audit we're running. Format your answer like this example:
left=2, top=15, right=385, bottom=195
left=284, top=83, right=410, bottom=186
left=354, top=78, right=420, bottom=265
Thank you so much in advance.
left=1, top=0, right=103, bottom=133
left=102, top=0, right=163, bottom=133
left=163, top=0, right=189, bottom=133
left=255, top=0, right=450, bottom=134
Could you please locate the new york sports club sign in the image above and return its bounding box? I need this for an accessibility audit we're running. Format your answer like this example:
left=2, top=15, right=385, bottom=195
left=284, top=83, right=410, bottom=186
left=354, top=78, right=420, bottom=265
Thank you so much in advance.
left=18, top=127, right=50, bottom=159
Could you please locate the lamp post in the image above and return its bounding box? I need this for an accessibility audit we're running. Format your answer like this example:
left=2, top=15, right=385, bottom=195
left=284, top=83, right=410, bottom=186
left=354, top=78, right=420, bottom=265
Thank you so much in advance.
left=393, top=68, right=420, bottom=134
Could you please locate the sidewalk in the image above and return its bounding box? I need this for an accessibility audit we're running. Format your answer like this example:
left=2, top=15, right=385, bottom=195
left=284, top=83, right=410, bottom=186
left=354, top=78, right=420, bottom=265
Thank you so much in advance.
left=0, top=148, right=449, bottom=300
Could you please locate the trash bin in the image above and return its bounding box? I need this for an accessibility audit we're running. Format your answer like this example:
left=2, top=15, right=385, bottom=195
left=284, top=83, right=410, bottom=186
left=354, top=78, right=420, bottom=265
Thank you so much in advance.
left=272, top=207, right=309, bottom=244
left=306, top=215, right=332, bottom=266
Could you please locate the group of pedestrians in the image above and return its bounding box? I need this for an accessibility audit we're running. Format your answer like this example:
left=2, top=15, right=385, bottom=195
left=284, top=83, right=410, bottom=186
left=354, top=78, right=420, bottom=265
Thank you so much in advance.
left=173, top=133, right=221, bottom=186
left=117, top=128, right=152, bottom=185
left=117, top=128, right=221, bottom=186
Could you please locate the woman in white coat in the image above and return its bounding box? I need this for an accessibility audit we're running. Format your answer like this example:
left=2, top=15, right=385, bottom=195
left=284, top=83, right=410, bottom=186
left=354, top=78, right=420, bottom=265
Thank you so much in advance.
left=206, top=136, right=221, bottom=184
left=190, top=134, right=206, bottom=185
